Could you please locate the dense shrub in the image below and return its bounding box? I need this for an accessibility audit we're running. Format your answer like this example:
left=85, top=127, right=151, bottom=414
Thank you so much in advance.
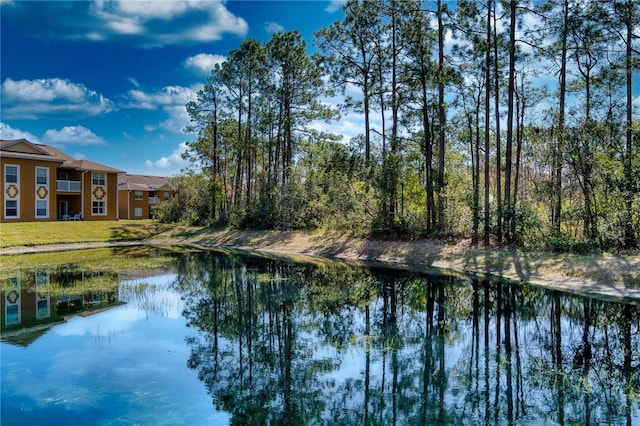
left=544, top=234, right=602, bottom=254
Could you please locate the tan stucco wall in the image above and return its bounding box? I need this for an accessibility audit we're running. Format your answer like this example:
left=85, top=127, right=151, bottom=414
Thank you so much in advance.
left=117, top=189, right=174, bottom=220
left=82, top=172, right=118, bottom=221
left=117, top=190, right=129, bottom=219
left=1, top=156, right=59, bottom=222
left=1, top=156, right=120, bottom=222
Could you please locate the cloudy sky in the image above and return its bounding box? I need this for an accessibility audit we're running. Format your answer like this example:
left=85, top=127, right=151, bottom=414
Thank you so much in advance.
left=1, top=0, right=346, bottom=176
left=2, top=1, right=638, bottom=177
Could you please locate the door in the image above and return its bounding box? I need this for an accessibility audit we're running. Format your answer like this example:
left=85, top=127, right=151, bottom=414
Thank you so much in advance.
left=58, top=200, right=68, bottom=220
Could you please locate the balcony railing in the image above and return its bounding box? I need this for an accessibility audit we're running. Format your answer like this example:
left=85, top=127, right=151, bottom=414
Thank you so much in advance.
left=148, top=196, right=160, bottom=204
left=57, top=180, right=81, bottom=192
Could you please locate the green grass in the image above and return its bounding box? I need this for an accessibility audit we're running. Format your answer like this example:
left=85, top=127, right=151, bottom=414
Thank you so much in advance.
left=0, top=246, right=179, bottom=287
left=0, top=220, right=174, bottom=248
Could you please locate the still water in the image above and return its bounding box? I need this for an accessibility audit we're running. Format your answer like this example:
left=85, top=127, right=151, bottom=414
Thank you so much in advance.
left=1, top=247, right=639, bottom=425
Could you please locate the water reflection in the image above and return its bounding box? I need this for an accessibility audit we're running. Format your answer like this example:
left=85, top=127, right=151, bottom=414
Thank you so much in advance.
left=1, top=267, right=119, bottom=346
left=1, top=248, right=638, bottom=425
left=1, top=261, right=230, bottom=426
left=173, top=251, right=640, bottom=425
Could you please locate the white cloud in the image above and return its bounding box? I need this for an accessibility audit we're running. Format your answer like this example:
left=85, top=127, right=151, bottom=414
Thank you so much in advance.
left=42, top=125, right=107, bottom=147
left=108, top=0, right=192, bottom=20
left=311, top=115, right=363, bottom=145
left=144, top=141, right=189, bottom=174
left=125, top=85, right=196, bottom=110
left=106, top=17, right=143, bottom=36
left=325, top=0, right=345, bottom=13
left=0, top=78, right=114, bottom=119
left=104, top=0, right=231, bottom=23
left=159, top=105, right=191, bottom=133
left=127, top=77, right=141, bottom=88
left=2, top=1, right=248, bottom=49
left=0, top=122, right=41, bottom=143
left=86, top=0, right=249, bottom=48
left=265, top=21, right=284, bottom=34
left=124, top=85, right=199, bottom=134
left=3, top=78, right=82, bottom=102
left=184, top=53, right=226, bottom=75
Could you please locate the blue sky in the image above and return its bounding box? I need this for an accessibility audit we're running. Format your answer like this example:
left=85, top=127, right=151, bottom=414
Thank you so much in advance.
left=1, top=0, right=346, bottom=176
left=2, top=1, right=638, bottom=177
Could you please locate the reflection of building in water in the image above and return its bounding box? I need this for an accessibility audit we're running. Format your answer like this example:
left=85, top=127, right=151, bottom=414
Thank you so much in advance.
left=4, top=277, right=21, bottom=326
left=1, top=268, right=121, bottom=346
left=35, top=268, right=50, bottom=320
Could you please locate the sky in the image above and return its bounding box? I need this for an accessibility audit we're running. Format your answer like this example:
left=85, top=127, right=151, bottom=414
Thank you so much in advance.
left=1, top=0, right=346, bottom=176
left=1, top=1, right=638, bottom=178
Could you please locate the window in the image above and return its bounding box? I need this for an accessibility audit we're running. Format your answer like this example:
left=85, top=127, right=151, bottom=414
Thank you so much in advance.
left=164, top=192, right=169, bottom=201
left=36, top=269, right=49, bottom=286
left=34, top=269, right=50, bottom=318
left=5, top=165, right=18, bottom=183
left=6, top=304, right=19, bottom=325
left=3, top=278, right=21, bottom=325
left=36, top=200, right=47, bottom=217
left=134, top=207, right=143, bottom=217
left=134, top=191, right=143, bottom=200
left=36, top=167, right=48, bottom=185
left=37, top=299, right=50, bottom=319
left=92, top=172, right=105, bottom=185
left=5, top=277, right=20, bottom=325
left=92, top=201, right=105, bottom=214
left=58, top=171, right=69, bottom=180
left=5, top=200, right=17, bottom=217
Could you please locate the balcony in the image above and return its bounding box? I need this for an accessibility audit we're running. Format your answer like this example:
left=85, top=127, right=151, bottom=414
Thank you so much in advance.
left=57, top=180, right=81, bottom=192
left=148, top=196, right=160, bottom=204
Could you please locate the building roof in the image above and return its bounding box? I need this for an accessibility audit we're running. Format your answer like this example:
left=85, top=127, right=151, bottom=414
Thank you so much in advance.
left=1, top=139, right=64, bottom=163
left=117, top=173, right=175, bottom=192
left=1, top=139, right=125, bottom=173
left=38, top=145, right=125, bottom=173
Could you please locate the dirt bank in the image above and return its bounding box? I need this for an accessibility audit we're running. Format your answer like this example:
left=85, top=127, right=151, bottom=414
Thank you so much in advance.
left=2, top=229, right=639, bottom=302
left=183, top=229, right=640, bottom=302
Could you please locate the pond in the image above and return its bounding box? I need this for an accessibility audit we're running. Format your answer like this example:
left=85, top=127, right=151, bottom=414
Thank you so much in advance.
left=1, top=247, right=639, bottom=425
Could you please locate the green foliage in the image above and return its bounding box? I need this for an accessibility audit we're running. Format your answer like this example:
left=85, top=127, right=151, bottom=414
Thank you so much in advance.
left=544, top=234, right=602, bottom=255
left=172, top=0, right=639, bottom=250
left=154, top=174, right=213, bottom=226
left=506, top=202, right=544, bottom=247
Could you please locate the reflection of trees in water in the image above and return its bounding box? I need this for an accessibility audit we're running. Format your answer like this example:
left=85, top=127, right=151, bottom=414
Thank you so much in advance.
left=173, top=251, right=640, bottom=425
left=538, top=294, right=640, bottom=425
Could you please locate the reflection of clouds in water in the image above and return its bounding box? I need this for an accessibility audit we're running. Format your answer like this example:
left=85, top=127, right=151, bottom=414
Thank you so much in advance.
left=6, top=273, right=194, bottom=412
left=47, top=332, right=187, bottom=385
left=54, top=308, right=139, bottom=337
left=119, top=274, right=184, bottom=319
left=8, top=328, right=201, bottom=415
left=53, top=274, right=183, bottom=338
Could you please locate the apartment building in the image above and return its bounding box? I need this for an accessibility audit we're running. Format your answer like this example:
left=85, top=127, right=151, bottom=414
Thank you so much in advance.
left=117, top=173, right=175, bottom=220
left=1, top=138, right=123, bottom=222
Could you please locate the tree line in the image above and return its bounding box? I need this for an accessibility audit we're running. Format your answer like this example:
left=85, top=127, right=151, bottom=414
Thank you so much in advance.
left=156, top=0, right=639, bottom=251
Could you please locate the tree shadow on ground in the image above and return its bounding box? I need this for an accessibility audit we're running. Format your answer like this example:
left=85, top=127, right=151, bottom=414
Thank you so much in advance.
left=175, top=226, right=640, bottom=302
left=460, top=241, right=640, bottom=303
left=109, top=222, right=173, bottom=241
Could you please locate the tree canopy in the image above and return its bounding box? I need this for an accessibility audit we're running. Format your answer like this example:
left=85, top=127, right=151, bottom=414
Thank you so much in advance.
left=160, top=0, right=639, bottom=252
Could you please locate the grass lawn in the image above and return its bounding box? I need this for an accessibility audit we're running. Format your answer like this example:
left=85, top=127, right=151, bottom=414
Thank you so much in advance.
left=0, top=220, right=176, bottom=248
